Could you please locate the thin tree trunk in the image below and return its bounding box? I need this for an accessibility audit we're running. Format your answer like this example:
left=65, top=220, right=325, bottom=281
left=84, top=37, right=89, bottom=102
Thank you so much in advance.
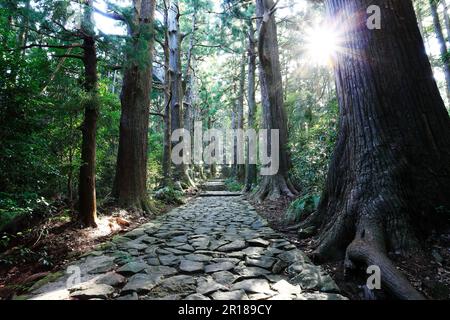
left=301, top=0, right=450, bottom=300
left=78, top=0, right=98, bottom=227
left=442, top=0, right=450, bottom=44
left=253, top=0, right=298, bottom=202
left=236, top=51, right=246, bottom=183
left=113, top=0, right=156, bottom=212
left=182, top=10, right=198, bottom=187
left=430, top=0, right=450, bottom=102
left=162, top=0, right=172, bottom=187
left=245, top=20, right=257, bottom=192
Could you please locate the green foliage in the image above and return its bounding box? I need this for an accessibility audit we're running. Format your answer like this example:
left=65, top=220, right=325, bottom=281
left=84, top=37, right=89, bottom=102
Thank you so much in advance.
left=289, top=98, right=339, bottom=194
left=154, top=187, right=185, bottom=205
left=224, top=178, right=243, bottom=192
left=285, top=193, right=321, bottom=224
left=0, top=193, right=53, bottom=231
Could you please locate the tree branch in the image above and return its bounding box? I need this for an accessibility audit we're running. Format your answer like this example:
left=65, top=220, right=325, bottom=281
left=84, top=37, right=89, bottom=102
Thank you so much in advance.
left=10, top=43, right=83, bottom=51
left=93, top=6, right=126, bottom=22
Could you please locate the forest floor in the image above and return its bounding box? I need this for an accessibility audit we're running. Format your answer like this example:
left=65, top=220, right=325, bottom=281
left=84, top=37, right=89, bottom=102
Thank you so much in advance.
left=0, top=197, right=195, bottom=299
left=251, top=198, right=450, bottom=300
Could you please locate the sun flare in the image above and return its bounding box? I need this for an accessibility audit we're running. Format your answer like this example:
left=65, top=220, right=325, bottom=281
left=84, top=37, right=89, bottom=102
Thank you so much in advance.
left=305, top=26, right=342, bottom=66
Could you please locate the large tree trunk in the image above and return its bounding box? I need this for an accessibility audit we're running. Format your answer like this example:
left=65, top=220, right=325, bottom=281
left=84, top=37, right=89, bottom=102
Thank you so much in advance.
left=78, top=0, right=98, bottom=227
left=253, top=0, right=298, bottom=201
left=245, top=20, right=257, bottom=192
left=430, top=0, right=450, bottom=102
left=301, top=0, right=450, bottom=300
left=168, top=0, right=195, bottom=188
left=113, top=0, right=156, bottom=212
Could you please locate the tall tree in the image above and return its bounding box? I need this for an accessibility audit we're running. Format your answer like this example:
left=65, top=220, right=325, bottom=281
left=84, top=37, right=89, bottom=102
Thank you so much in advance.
left=168, top=0, right=195, bottom=188
left=113, top=0, right=156, bottom=212
left=161, top=0, right=172, bottom=187
left=236, top=50, right=246, bottom=183
left=253, top=0, right=298, bottom=201
left=300, top=0, right=450, bottom=299
left=442, top=0, right=450, bottom=45
left=78, top=0, right=99, bottom=227
left=245, top=19, right=257, bottom=192
left=430, top=0, right=450, bottom=101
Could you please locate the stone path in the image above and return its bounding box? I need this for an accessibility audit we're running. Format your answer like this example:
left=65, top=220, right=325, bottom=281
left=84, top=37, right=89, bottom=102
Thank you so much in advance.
left=29, top=182, right=346, bottom=300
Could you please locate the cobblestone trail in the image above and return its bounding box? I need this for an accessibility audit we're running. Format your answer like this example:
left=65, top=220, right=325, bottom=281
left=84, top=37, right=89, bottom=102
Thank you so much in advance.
left=30, top=183, right=347, bottom=300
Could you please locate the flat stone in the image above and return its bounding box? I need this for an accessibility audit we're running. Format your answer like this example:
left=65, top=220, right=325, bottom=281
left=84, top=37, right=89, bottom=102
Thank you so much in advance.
left=94, top=272, right=127, bottom=287
left=184, top=253, right=212, bottom=263
left=242, top=247, right=265, bottom=257
left=205, top=262, right=236, bottom=273
left=117, top=261, right=149, bottom=275
left=179, top=260, right=204, bottom=273
left=70, top=283, right=115, bottom=300
left=246, top=256, right=276, bottom=269
left=289, top=266, right=339, bottom=292
left=212, top=271, right=238, bottom=285
left=231, top=279, right=274, bottom=294
left=191, top=238, right=210, bottom=250
left=234, top=266, right=270, bottom=278
left=124, top=228, right=146, bottom=239
left=119, top=241, right=148, bottom=251
left=165, top=247, right=190, bottom=255
left=145, top=265, right=178, bottom=277
left=211, top=290, right=249, bottom=300
left=147, top=257, right=160, bottom=266
left=84, top=256, right=116, bottom=274
left=185, top=293, right=211, bottom=300
left=277, top=249, right=309, bottom=264
left=272, top=280, right=301, bottom=295
left=158, top=275, right=196, bottom=293
left=196, top=278, right=228, bottom=295
left=247, top=238, right=270, bottom=247
left=217, top=240, right=246, bottom=252
left=159, top=255, right=180, bottom=266
left=177, top=244, right=195, bottom=252
left=122, top=274, right=162, bottom=293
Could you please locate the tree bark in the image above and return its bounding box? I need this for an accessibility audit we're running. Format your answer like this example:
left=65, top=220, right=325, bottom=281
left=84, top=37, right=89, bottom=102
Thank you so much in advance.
left=78, top=0, right=98, bottom=227
left=430, top=0, right=450, bottom=102
left=301, top=0, right=450, bottom=300
left=113, top=0, right=156, bottom=212
left=168, top=0, right=195, bottom=188
left=245, top=20, right=257, bottom=192
left=253, top=0, right=298, bottom=201
left=182, top=10, right=198, bottom=187
left=236, top=51, right=246, bottom=183
left=442, top=0, right=450, bottom=45
left=162, top=0, right=172, bottom=187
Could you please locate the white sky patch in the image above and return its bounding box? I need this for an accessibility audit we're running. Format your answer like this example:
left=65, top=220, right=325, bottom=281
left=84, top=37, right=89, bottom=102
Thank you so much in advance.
left=94, top=0, right=128, bottom=35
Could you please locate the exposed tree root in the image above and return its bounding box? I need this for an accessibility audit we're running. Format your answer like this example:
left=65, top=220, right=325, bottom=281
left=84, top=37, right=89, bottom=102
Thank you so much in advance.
left=252, top=174, right=298, bottom=202
left=346, top=238, right=424, bottom=300
left=311, top=211, right=426, bottom=300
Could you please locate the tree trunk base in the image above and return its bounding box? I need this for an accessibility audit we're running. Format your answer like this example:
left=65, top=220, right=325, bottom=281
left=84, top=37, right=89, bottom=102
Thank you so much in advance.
left=251, top=174, right=298, bottom=202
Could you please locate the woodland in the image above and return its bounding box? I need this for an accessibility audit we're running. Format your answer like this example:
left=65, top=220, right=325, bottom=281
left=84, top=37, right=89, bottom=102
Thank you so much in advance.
left=0, top=0, right=450, bottom=301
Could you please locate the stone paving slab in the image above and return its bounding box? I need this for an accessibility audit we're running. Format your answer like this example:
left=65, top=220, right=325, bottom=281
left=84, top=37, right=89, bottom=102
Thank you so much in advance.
left=28, top=194, right=346, bottom=301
